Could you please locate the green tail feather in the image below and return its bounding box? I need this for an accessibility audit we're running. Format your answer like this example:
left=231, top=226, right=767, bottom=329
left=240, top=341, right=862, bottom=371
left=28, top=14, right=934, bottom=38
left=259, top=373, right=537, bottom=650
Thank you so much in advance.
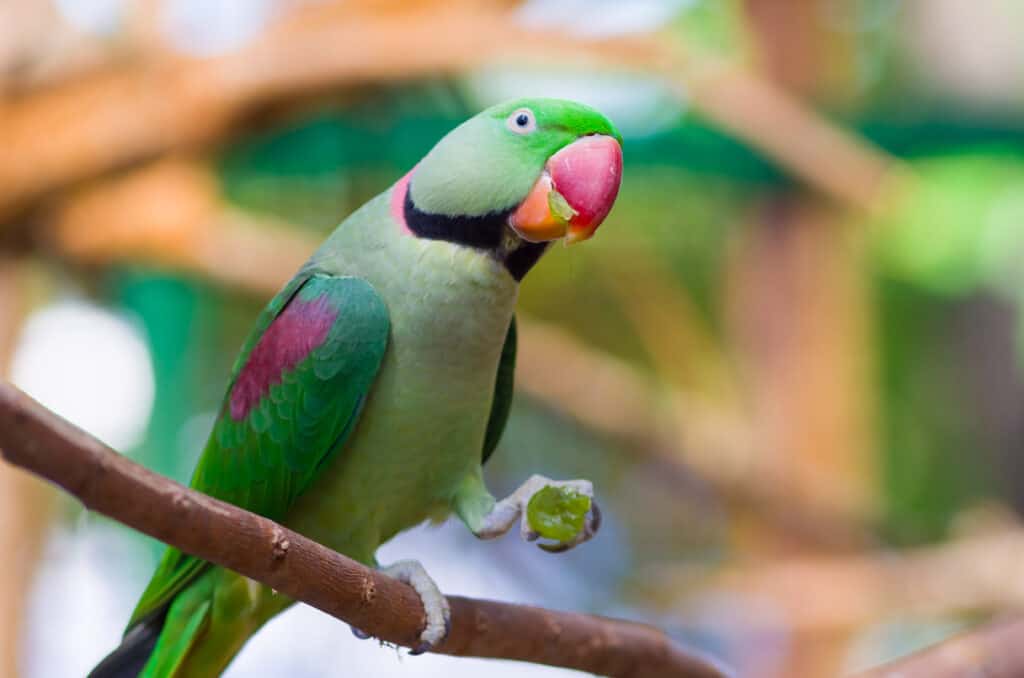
left=141, top=601, right=210, bottom=677
left=132, top=568, right=291, bottom=677
left=136, top=572, right=214, bottom=677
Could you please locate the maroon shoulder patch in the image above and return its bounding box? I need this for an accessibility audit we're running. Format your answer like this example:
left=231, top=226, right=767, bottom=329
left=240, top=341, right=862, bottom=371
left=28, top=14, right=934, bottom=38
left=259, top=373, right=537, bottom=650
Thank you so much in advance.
left=229, top=295, right=339, bottom=421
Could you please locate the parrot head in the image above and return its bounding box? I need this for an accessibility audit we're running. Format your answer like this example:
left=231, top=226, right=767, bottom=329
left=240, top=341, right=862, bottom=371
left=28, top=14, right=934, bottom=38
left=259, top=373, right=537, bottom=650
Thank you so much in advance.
left=398, top=98, right=623, bottom=279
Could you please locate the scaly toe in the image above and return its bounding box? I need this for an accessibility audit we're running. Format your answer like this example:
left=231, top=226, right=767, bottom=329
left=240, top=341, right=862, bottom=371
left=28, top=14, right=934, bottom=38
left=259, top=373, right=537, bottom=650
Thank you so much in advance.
left=379, top=560, right=451, bottom=656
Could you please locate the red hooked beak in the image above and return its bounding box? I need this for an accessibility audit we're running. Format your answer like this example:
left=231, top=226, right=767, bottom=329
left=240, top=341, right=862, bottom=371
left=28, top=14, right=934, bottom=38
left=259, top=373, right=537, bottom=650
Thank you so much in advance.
left=508, top=135, right=623, bottom=244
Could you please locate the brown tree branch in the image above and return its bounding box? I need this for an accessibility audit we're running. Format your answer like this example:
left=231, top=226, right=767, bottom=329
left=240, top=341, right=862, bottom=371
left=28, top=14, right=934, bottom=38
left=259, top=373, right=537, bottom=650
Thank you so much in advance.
left=0, top=380, right=728, bottom=678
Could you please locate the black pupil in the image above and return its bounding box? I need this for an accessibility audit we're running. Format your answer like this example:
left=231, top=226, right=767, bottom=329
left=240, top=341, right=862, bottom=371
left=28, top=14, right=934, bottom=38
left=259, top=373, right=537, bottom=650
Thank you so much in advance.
left=516, top=113, right=529, bottom=127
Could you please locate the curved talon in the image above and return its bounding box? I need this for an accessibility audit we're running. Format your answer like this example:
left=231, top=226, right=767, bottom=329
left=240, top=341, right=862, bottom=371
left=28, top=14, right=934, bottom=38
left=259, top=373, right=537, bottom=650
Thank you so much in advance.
left=408, top=615, right=451, bottom=655
left=350, top=625, right=371, bottom=640
left=379, top=559, right=451, bottom=655
left=538, top=540, right=571, bottom=553
left=589, top=499, right=602, bottom=535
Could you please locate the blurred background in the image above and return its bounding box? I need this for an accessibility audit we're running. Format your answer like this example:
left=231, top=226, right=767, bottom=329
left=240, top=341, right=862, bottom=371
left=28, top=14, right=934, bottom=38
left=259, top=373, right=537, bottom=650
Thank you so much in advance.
left=2, top=1, right=1024, bottom=676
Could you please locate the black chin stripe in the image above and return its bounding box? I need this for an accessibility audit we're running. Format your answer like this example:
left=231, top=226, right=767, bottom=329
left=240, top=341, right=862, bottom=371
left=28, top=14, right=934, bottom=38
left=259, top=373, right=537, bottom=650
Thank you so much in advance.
left=403, top=186, right=549, bottom=280
left=505, top=242, right=549, bottom=281
left=404, top=189, right=507, bottom=250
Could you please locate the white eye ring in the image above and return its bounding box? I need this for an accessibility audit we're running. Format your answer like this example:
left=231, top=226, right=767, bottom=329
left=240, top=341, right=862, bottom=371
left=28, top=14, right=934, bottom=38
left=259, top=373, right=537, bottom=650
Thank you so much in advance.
left=506, top=108, right=537, bottom=134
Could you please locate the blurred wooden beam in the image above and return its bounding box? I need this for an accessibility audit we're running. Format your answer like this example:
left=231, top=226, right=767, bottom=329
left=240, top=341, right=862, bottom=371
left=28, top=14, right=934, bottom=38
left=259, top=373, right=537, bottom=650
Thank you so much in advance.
left=48, top=159, right=316, bottom=295
left=726, top=197, right=878, bottom=533
left=642, top=526, right=1024, bottom=635
left=0, top=2, right=656, bottom=219
left=744, top=0, right=825, bottom=95
left=682, top=64, right=899, bottom=210
left=725, top=9, right=884, bottom=673
left=0, top=1, right=897, bottom=222
left=0, top=257, right=52, bottom=678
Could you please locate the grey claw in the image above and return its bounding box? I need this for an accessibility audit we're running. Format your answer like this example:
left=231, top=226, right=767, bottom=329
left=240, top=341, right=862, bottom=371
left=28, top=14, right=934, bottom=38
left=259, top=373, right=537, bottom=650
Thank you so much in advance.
left=351, top=626, right=371, bottom=640
left=588, top=499, right=602, bottom=536
left=408, top=607, right=451, bottom=656
left=538, top=540, right=571, bottom=553
left=525, top=530, right=540, bottom=542
left=409, top=642, right=432, bottom=656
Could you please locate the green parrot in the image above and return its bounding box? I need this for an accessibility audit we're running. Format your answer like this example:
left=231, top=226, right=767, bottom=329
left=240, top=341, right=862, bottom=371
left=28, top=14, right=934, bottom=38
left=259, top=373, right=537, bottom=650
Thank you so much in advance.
left=89, top=97, right=623, bottom=677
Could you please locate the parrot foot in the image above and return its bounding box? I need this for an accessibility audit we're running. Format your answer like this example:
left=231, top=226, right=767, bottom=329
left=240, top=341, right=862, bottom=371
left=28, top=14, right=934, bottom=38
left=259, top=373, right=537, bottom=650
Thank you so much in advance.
left=476, top=474, right=600, bottom=552
left=378, top=559, right=451, bottom=655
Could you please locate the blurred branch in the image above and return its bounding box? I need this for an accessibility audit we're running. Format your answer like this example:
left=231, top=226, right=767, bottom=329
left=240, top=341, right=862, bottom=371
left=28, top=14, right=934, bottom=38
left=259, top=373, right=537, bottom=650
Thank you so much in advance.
left=852, top=616, right=1024, bottom=678
left=725, top=197, right=878, bottom=531
left=0, top=381, right=728, bottom=678
left=727, top=10, right=883, bottom=674
left=0, top=259, right=25, bottom=370
left=0, top=1, right=105, bottom=93
left=48, top=160, right=315, bottom=295
left=0, top=1, right=898, bottom=220
left=0, top=2, right=658, bottom=218
left=642, top=526, right=1024, bottom=635
left=679, top=62, right=900, bottom=210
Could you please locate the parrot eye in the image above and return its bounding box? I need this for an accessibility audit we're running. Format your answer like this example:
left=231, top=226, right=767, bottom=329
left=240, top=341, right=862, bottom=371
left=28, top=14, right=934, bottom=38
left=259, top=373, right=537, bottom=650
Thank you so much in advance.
left=506, top=108, right=537, bottom=135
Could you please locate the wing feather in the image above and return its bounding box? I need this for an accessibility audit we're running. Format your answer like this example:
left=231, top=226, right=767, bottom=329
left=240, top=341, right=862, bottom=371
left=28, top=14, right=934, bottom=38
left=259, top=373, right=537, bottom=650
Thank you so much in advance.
left=482, top=315, right=517, bottom=465
left=128, top=273, right=389, bottom=628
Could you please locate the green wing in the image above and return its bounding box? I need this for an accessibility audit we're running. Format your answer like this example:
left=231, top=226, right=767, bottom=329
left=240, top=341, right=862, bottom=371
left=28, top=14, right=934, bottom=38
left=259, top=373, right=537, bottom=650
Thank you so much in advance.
left=482, top=315, right=516, bottom=465
left=128, top=272, right=390, bottom=628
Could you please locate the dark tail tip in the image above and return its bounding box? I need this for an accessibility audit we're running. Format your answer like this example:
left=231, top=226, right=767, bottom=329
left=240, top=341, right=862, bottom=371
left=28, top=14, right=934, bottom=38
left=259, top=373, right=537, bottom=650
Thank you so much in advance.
left=87, top=615, right=164, bottom=678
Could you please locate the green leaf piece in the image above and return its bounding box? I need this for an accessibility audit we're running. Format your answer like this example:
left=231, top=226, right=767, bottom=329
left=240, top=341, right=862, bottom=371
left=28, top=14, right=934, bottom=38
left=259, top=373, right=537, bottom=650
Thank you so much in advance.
left=526, top=485, right=591, bottom=543
left=548, top=190, right=578, bottom=224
